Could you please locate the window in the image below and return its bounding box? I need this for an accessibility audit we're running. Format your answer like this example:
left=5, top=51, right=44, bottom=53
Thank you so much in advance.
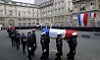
left=28, top=18, right=31, bottom=21
left=32, top=22, right=35, bottom=25
left=43, top=12, right=45, bottom=14
left=23, top=23, right=26, bottom=26
left=28, top=23, right=31, bottom=26
left=80, top=4, right=86, bottom=11
left=9, top=10, right=13, bottom=15
left=37, top=14, right=38, bottom=17
left=58, top=2, right=60, bottom=4
left=0, top=10, right=3, bottom=15
left=0, top=18, right=4, bottom=21
left=28, top=12, right=30, bottom=14
left=62, top=7, right=64, bottom=9
left=55, top=3, right=57, bottom=5
left=62, top=1, right=64, bottom=3
left=48, top=10, right=50, bottom=12
left=23, top=12, right=25, bottom=16
left=75, top=6, right=77, bottom=8
left=58, top=8, right=60, bottom=11
left=9, top=5, right=12, bottom=8
left=55, top=9, right=57, bottom=11
left=33, top=9, right=34, bottom=11
left=90, top=2, right=93, bottom=6
left=33, top=13, right=34, bottom=16
left=68, top=2, right=70, bottom=6
left=18, top=18, right=21, bottom=21
left=51, top=10, right=53, bottom=12
left=99, top=5, right=100, bottom=9
left=18, top=11, right=20, bottom=16
left=18, top=23, right=21, bottom=26
left=23, top=18, right=26, bottom=21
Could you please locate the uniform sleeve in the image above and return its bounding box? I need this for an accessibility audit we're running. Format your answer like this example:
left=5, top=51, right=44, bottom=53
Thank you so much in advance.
left=56, top=38, right=58, bottom=45
left=47, top=37, right=50, bottom=43
left=40, top=37, right=42, bottom=45
left=34, top=34, right=36, bottom=44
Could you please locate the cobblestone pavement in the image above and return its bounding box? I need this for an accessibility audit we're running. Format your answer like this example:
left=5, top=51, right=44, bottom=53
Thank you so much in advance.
left=0, top=30, right=100, bottom=60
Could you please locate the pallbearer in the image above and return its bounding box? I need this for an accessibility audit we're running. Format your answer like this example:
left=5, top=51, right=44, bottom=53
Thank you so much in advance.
left=55, top=32, right=63, bottom=60
left=15, top=31, right=21, bottom=50
left=27, top=32, right=32, bottom=60
left=40, top=32, right=48, bottom=60
left=46, top=34, right=50, bottom=59
left=31, top=29, right=37, bottom=57
left=21, top=33, right=27, bottom=54
left=67, top=32, right=78, bottom=60
left=9, top=29, right=16, bottom=46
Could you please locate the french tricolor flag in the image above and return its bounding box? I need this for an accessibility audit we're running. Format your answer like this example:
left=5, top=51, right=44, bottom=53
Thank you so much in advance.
left=77, top=12, right=88, bottom=27
left=90, top=12, right=96, bottom=18
left=42, top=28, right=77, bottom=39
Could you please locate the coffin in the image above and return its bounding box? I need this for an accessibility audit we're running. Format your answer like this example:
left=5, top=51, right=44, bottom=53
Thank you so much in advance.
left=42, top=28, right=77, bottom=39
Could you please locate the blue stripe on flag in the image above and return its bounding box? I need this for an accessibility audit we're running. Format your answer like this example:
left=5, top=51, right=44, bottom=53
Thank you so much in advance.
left=90, top=12, right=92, bottom=18
left=42, top=28, right=50, bottom=36
left=77, top=13, right=81, bottom=26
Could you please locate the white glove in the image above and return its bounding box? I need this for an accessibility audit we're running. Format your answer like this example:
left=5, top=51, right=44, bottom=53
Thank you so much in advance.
left=34, top=44, right=36, bottom=46
left=44, top=49, right=46, bottom=52
left=29, top=47, right=31, bottom=50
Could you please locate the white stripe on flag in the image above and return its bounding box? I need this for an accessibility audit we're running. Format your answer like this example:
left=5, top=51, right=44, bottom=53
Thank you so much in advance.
left=80, top=13, right=84, bottom=27
left=49, top=29, right=66, bottom=38
left=91, top=12, right=94, bottom=18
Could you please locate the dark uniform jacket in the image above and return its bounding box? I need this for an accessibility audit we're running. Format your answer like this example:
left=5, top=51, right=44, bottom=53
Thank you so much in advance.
left=31, top=33, right=36, bottom=44
left=40, top=36, right=48, bottom=48
left=27, top=35, right=33, bottom=47
left=10, top=31, right=15, bottom=37
left=46, top=36, right=50, bottom=44
left=68, top=36, right=77, bottom=44
left=56, top=38, right=63, bottom=47
left=21, top=35, right=27, bottom=43
left=15, top=33, right=20, bottom=39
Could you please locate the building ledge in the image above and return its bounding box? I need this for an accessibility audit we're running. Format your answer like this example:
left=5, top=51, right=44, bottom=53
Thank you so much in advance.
left=72, top=0, right=81, bottom=3
left=39, top=0, right=54, bottom=8
left=73, top=0, right=90, bottom=3
left=67, top=9, right=98, bottom=15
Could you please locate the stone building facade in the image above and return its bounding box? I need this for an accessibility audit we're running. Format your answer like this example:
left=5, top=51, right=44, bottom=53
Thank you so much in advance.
left=70, top=0, right=100, bottom=27
left=0, top=1, right=40, bottom=27
left=0, top=0, right=100, bottom=27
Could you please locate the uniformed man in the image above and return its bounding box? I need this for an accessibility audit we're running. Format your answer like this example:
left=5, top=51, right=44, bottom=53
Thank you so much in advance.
left=21, top=33, right=27, bottom=54
left=40, top=32, right=48, bottom=60
left=45, top=34, right=50, bottom=59
left=31, top=29, right=37, bottom=57
left=67, top=32, right=78, bottom=60
left=9, top=29, right=16, bottom=46
left=27, top=32, right=32, bottom=60
left=55, top=32, right=63, bottom=60
left=15, top=31, right=21, bottom=50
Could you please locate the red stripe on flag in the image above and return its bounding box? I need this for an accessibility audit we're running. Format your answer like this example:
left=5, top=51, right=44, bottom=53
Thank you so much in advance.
left=65, top=30, right=76, bottom=39
left=83, top=12, right=88, bottom=27
left=94, top=12, right=96, bottom=18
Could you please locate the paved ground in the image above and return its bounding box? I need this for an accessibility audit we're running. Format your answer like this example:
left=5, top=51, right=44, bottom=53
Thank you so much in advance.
left=0, top=29, right=100, bottom=60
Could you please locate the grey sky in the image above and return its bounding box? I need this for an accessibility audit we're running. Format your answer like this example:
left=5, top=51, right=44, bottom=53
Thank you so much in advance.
left=12, top=0, right=35, bottom=4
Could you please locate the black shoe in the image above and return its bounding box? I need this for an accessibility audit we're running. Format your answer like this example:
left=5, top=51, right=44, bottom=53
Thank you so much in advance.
left=40, top=56, right=43, bottom=60
left=67, top=57, right=74, bottom=60
left=32, top=55, right=35, bottom=58
left=47, top=57, right=50, bottom=59
left=23, top=51, right=25, bottom=54
left=27, top=55, right=32, bottom=60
